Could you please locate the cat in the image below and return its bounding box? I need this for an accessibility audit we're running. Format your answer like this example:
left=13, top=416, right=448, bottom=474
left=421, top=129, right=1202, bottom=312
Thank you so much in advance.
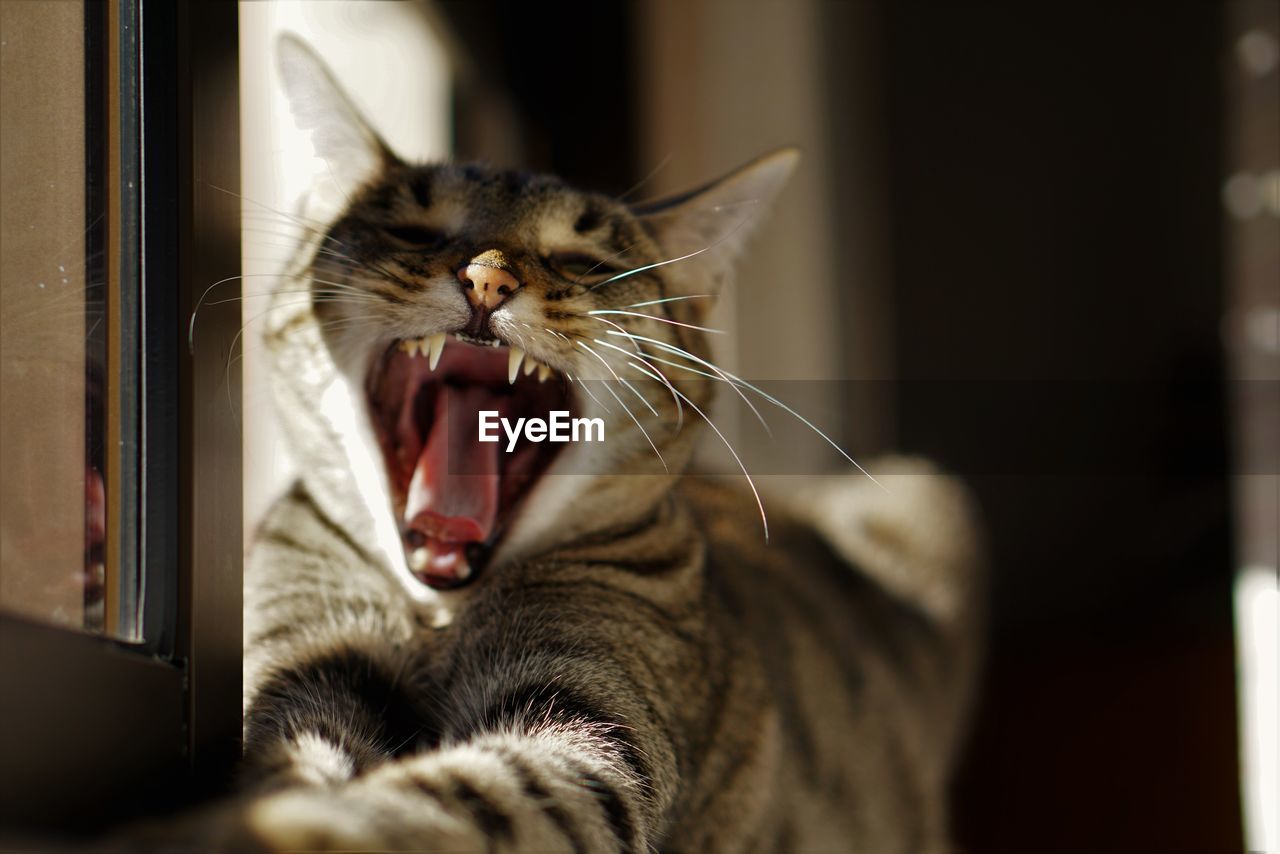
left=196, top=35, right=984, bottom=852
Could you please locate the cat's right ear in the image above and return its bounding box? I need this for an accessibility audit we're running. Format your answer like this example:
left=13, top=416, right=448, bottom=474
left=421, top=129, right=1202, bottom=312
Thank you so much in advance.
left=276, top=34, right=397, bottom=191
left=630, top=148, right=799, bottom=300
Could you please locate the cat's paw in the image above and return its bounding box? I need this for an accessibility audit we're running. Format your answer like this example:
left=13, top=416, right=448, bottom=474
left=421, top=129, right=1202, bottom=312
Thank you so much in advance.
left=243, top=785, right=478, bottom=852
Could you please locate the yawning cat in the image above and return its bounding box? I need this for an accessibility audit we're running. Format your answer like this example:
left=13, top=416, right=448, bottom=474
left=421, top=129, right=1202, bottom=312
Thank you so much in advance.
left=214, top=35, right=984, bottom=852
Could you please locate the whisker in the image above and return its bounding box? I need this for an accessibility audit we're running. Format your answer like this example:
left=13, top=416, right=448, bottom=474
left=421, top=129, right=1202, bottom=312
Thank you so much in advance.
left=350, top=255, right=423, bottom=294
left=606, top=331, right=771, bottom=438
left=298, top=278, right=374, bottom=293
left=240, top=228, right=349, bottom=260
left=189, top=273, right=261, bottom=353
left=205, top=284, right=382, bottom=305
left=221, top=188, right=423, bottom=299
left=587, top=309, right=725, bottom=334
left=620, top=294, right=715, bottom=310
left=576, top=340, right=665, bottom=468
left=592, top=339, right=684, bottom=430
left=231, top=196, right=334, bottom=229
left=576, top=340, right=632, bottom=397
left=205, top=183, right=348, bottom=249
left=613, top=331, right=886, bottom=490
left=188, top=274, right=377, bottom=352
left=574, top=240, right=643, bottom=286
left=615, top=374, right=659, bottom=418
left=597, top=375, right=667, bottom=473
left=638, top=366, right=768, bottom=540
left=587, top=200, right=761, bottom=292
left=323, top=157, right=358, bottom=209
left=578, top=314, right=642, bottom=353
left=565, top=372, right=611, bottom=414
left=309, top=315, right=388, bottom=335
left=616, top=153, right=674, bottom=203
left=221, top=311, right=383, bottom=429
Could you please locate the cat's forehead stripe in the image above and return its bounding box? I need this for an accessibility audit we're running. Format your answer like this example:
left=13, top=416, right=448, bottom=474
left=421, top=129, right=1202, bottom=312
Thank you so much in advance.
left=410, top=172, right=431, bottom=208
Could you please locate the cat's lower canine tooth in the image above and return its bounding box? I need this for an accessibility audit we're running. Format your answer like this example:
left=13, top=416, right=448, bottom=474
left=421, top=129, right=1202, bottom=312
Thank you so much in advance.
left=408, top=546, right=429, bottom=571
left=508, top=348, right=526, bottom=384
left=427, top=333, right=446, bottom=370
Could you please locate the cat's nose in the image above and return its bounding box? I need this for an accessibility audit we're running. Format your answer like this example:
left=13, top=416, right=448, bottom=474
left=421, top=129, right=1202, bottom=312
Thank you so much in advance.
left=459, top=258, right=521, bottom=311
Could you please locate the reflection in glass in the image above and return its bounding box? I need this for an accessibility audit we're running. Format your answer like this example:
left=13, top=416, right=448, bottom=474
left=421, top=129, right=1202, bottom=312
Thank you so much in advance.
left=0, top=0, right=118, bottom=635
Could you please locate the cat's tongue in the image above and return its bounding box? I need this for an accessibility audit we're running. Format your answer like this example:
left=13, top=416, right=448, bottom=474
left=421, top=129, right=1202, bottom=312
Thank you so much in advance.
left=403, top=384, right=501, bottom=582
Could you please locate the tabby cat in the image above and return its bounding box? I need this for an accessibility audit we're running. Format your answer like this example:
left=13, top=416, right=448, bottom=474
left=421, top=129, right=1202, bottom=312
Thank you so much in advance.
left=206, top=36, right=983, bottom=852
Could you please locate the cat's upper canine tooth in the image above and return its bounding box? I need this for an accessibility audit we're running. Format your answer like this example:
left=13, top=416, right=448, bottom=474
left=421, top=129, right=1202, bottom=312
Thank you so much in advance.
left=537, top=363, right=552, bottom=383
left=508, top=348, right=526, bottom=384
left=427, top=333, right=446, bottom=370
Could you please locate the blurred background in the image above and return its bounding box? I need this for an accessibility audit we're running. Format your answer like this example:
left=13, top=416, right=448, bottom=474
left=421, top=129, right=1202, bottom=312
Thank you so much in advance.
left=234, top=2, right=1277, bottom=851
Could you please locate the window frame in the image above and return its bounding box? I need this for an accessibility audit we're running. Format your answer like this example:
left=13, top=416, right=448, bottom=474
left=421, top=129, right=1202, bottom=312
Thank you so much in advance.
left=0, top=0, right=242, bottom=830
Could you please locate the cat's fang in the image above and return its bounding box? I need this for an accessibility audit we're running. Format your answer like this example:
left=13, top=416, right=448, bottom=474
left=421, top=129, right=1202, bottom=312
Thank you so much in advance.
left=508, top=348, right=526, bottom=384
left=408, top=546, right=430, bottom=571
left=427, top=333, right=446, bottom=370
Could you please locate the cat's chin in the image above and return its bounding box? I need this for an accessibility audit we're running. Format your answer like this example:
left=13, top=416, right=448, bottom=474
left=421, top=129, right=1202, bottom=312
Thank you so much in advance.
left=364, top=335, right=571, bottom=590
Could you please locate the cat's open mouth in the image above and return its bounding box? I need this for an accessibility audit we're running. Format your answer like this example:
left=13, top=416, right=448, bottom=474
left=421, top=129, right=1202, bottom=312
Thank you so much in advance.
left=366, top=335, right=568, bottom=590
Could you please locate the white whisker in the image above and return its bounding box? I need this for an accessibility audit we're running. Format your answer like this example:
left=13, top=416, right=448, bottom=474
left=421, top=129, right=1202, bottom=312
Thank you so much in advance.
left=606, top=332, right=771, bottom=438
left=597, top=375, right=667, bottom=473
left=650, top=370, right=768, bottom=540
left=588, top=309, right=724, bottom=334
left=207, top=183, right=347, bottom=248
left=577, top=340, right=667, bottom=453
left=587, top=200, right=760, bottom=291
left=579, top=314, right=642, bottom=353
left=611, top=330, right=886, bottom=490
left=565, top=372, right=611, bottom=414
left=620, top=294, right=715, bottom=310
left=592, top=339, right=684, bottom=430
left=189, top=274, right=383, bottom=352
left=615, top=375, right=659, bottom=418
left=573, top=240, right=642, bottom=286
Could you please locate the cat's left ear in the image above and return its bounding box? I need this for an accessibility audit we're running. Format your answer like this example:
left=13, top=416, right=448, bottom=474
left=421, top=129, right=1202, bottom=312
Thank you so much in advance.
left=631, top=147, right=799, bottom=291
left=276, top=34, right=398, bottom=192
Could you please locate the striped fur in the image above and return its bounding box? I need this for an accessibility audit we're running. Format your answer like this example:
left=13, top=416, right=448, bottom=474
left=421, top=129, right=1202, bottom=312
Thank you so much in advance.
left=218, top=37, right=985, bottom=852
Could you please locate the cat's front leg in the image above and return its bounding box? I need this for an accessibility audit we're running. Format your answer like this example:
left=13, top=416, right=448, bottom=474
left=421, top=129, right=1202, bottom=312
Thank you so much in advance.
left=240, top=728, right=646, bottom=853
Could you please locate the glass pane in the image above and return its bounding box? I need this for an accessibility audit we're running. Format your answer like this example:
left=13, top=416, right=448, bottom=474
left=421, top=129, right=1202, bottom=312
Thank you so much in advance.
left=0, top=0, right=125, bottom=636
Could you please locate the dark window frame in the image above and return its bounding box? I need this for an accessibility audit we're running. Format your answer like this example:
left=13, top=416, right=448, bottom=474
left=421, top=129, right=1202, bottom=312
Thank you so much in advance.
left=0, top=0, right=242, bottom=831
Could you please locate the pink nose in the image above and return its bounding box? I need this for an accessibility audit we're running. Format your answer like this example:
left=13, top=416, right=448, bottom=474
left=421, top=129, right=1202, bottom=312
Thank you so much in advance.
left=459, top=262, right=521, bottom=311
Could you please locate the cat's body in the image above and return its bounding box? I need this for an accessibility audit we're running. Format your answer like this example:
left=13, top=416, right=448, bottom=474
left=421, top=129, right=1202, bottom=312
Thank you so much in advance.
left=238, top=465, right=979, bottom=853
left=213, top=37, right=983, bottom=852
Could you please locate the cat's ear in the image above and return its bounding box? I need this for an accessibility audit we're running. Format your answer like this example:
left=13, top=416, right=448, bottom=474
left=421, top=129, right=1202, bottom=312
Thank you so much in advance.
left=276, top=34, right=398, bottom=191
left=632, top=147, right=799, bottom=291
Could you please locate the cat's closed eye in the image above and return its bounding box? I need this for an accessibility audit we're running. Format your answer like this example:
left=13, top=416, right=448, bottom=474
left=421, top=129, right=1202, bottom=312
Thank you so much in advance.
left=546, top=251, right=619, bottom=280
left=384, top=224, right=446, bottom=249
